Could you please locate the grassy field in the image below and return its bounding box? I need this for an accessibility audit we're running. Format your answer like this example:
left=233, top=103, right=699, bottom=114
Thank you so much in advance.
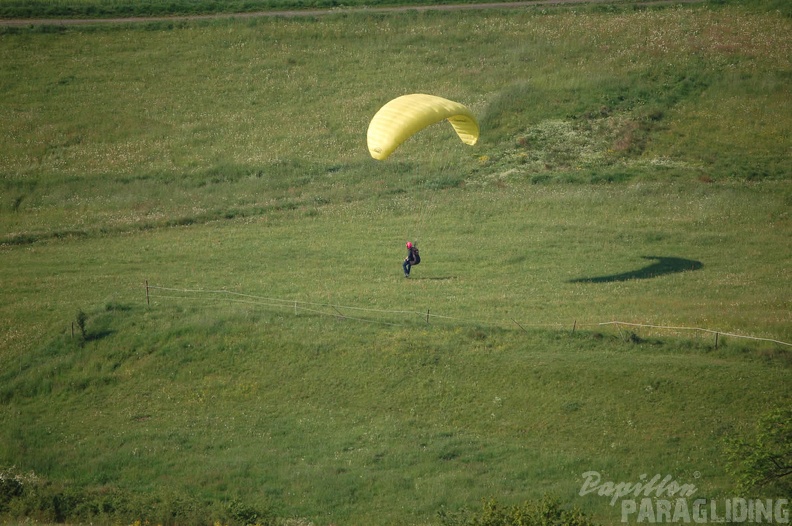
left=0, top=0, right=789, bottom=21
left=4, top=0, right=786, bottom=21
left=1, top=1, right=791, bottom=525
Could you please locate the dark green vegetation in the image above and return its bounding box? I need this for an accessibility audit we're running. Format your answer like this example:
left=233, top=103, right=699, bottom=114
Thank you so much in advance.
left=1, top=1, right=790, bottom=524
left=0, top=0, right=476, bottom=20
left=725, top=407, right=792, bottom=498
left=0, top=0, right=790, bottom=21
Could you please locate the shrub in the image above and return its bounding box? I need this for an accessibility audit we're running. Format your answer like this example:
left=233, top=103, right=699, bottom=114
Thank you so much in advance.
left=438, top=496, right=599, bottom=526
left=75, top=309, right=88, bottom=341
left=0, top=467, right=28, bottom=514
left=725, top=407, right=792, bottom=497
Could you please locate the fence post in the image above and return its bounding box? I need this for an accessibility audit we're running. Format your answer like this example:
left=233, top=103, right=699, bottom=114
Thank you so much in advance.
left=714, top=332, right=719, bottom=349
left=426, top=309, right=430, bottom=324
left=145, top=280, right=150, bottom=306
left=572, top=320, right=577, bottom=334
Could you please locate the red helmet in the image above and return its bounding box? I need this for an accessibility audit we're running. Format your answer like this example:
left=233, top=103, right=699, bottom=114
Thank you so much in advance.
left=406, top=242, right=413, bottom=249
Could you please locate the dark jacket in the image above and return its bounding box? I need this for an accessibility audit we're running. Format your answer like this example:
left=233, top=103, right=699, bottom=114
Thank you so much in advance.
left=406, top=247, right=420, bottom=265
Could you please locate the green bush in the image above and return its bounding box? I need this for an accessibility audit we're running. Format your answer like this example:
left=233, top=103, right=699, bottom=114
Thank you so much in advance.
left=75, top=309, right=88, bottom=341
left=438, top=496, right=599, bottom=526
left=0, top=468, right=274, bottom=525
left=0, top=467, right=27, bottom=514
left=725, top=408, right=792, bottom=497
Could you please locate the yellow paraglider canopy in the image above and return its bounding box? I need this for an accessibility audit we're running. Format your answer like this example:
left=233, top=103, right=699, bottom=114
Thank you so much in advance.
left=367, top=94, right=479, bottom=160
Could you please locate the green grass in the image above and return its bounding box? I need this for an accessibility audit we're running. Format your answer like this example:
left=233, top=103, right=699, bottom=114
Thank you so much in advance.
left=0, top=0, right=530, bottom=20
left=0, top=2, right=791, bottom=525
left=0, top=0, right=790, bottom=21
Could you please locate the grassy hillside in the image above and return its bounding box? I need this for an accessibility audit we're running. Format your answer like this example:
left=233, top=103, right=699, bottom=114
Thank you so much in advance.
left=0, top=0, right=517, bottom=20
left=1, top=2, right=790, bottom=525
left=0, top=0, right=790, bottom=21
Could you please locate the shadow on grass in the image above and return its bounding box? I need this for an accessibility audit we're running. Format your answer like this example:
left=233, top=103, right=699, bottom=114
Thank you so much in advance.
left=85, top=329, right=115, bottom=342
left=569, top=256, right=702, bottom=283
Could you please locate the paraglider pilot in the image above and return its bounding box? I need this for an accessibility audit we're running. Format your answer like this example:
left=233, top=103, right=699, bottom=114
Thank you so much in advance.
left=403, top=241, right=420, bottom=277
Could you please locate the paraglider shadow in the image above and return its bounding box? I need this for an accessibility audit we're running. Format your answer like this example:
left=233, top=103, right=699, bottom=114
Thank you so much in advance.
left=569, top=256, right=702, bottom=283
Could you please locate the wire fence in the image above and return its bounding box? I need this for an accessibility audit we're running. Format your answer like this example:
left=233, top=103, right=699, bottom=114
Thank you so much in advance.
left=145, top=282, right=792, bottom=349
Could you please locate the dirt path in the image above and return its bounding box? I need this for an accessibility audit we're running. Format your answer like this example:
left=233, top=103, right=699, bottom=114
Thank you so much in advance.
left=0, top=0, right=698, bottom=26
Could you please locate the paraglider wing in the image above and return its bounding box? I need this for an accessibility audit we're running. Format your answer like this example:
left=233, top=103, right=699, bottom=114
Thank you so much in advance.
left=367, top=94, right=479, bottom=160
